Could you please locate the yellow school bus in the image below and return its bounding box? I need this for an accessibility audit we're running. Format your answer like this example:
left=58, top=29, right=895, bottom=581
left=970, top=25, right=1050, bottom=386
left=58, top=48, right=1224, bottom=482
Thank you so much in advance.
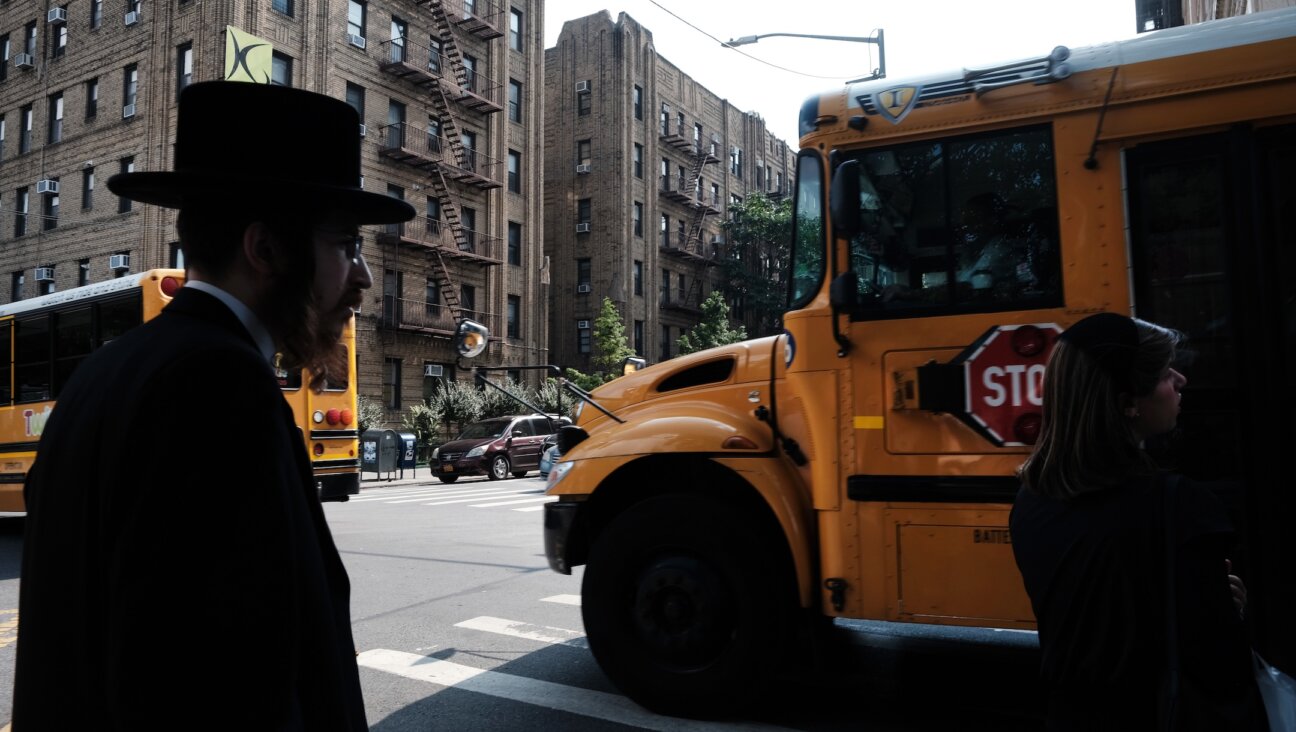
left=541, top=9, right=1296, bottom=715
left=0, top=269, right=361, bottom=511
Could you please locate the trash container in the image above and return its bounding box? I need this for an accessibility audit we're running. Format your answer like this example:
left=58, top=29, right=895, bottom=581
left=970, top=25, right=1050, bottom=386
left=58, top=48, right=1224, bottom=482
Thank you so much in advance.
left=361, top=429, right=400, bottom=480
left=398, top=432, right=418, bottom=478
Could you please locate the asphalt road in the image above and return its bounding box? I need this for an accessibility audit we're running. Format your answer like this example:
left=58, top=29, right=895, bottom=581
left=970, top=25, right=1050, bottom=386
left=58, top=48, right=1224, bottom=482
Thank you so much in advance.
left=0, top=475, right=1046, bottom=729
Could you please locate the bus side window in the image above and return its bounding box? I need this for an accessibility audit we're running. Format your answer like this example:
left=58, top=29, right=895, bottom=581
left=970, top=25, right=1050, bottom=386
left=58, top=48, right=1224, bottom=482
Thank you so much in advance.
left=96, top=296, right=142, bottom=348
left=15, top=315, right=52, bottom=403
left=54, top=308, right=93, bottom=397
left=0, top=322, right=11, bottom=404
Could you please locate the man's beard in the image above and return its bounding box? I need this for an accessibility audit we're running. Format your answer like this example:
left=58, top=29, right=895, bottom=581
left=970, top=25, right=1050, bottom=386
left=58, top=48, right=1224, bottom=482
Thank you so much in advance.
left=263, top=268, right=347, bottom=392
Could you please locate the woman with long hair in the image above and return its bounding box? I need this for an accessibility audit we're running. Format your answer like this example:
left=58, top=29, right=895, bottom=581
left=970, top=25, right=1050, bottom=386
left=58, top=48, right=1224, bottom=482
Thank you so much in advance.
left=1010, top=312, right=1266, bottom=730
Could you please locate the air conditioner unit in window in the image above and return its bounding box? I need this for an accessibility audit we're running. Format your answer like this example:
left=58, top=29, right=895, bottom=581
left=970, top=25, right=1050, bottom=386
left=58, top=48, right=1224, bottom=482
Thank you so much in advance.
left=575, top=222, right=591, bottom=233
left=14, top=53, right=36, bottom=70
left=109, top=254, right=130, bottom=271
left=577, top=320, right=591, bottom=330
left=358, top=124, right=367, bottom=137
left=37, top=179, right=60, bottom=194
left=47, top=7, right=68, bottom=23
left=35, top=267, right=55, bottom=282
left=575, top=80, right=590, bottom=93
left=575, top=163, right=591, bottom=174
left=347, top=33, right=367, bottom=49
left=576, top=284, right=592, bottom=294
left=124, top=10, right=139, bottom=25
left=122, top=103, right=136, bottom=119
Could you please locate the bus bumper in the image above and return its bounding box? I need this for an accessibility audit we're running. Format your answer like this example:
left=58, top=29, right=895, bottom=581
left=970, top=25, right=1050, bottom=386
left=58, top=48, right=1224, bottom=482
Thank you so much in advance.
left=544, top=500, right=581, bottom=574
left=318, top=472, right=360, bottom=502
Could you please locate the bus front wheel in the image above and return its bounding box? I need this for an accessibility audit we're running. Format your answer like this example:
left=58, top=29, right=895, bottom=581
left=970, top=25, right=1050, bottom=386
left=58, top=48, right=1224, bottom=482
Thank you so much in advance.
left=581, top=494, right=794, bottom=717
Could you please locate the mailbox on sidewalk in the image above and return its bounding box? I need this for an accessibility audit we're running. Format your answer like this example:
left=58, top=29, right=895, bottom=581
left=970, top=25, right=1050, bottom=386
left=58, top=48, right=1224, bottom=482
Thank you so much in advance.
left=397, top=432, right=418, bottom=478
left=361, top=429, right=401, bottom=480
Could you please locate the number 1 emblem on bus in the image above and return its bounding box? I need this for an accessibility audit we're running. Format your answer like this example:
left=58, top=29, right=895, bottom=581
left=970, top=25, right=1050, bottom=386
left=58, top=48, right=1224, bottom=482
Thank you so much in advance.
left=873, top=85, right=921, bottom=125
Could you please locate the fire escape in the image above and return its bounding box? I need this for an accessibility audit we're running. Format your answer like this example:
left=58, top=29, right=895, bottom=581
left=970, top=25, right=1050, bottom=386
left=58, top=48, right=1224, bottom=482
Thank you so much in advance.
left=374, top=0, right=503, bottom=339
left=659, top=126, right=721, bottom=315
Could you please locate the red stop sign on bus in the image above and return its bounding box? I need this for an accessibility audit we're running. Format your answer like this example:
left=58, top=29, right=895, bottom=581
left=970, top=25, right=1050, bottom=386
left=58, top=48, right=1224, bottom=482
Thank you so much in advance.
left=956, top=323, right=1062, bottom=447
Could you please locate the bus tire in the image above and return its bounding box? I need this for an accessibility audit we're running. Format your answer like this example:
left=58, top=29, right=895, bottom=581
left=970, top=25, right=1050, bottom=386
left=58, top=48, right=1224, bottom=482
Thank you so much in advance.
left=488, top=455, right=510, bottom=481
left=581, top=494, right=794, bottom=717
left=438, top=475, right=459, bottom=484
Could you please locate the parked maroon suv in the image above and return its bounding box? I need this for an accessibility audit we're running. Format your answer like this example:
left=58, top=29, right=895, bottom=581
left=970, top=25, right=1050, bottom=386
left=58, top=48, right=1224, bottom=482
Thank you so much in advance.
left=431, top=415, right=558, bottom=483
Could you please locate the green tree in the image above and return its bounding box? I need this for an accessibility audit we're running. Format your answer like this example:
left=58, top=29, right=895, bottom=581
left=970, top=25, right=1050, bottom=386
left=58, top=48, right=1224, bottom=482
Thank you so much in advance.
left=676, top=290, right=748, bottom=355
left=536, top=378, right=577, bottom=419
left=590, top=296, right=634, bottom=374
left=356, top=394, right=385, bottom=433
left=402, top=402, right=439, bottom=456
left=720, top=193, right=793, bottom=337
left=479, top=377, right=535, bottom=419
left=427, top=379, right=483, bottom=436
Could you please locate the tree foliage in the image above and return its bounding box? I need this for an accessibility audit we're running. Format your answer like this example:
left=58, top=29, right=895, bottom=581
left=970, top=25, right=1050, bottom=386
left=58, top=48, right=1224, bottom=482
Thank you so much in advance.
left=356, top=394, right=386, bottom=433
left=427, top=379, right=484, bottom=434
left=676, top=291, right=748, bottom=355
left=590, top=296, right=634, bottom=374
left=479, top=377, right=531, bottom=420
left=720, top=193, right=793, bottom=337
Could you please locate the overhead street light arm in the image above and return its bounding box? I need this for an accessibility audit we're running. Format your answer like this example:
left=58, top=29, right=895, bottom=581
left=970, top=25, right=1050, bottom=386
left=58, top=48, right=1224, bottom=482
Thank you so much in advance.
left=724, top=30, right=886, bottom=81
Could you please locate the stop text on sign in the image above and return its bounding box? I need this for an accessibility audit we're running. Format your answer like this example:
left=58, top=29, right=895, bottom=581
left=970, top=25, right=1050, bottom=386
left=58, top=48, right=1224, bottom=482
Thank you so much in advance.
left=980, top=364, right=1046, bottom=408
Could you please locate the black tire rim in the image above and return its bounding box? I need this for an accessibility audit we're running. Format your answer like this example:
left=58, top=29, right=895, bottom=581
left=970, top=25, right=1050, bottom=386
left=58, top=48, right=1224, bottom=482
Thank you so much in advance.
left=629, top=554, right=735, bottom=670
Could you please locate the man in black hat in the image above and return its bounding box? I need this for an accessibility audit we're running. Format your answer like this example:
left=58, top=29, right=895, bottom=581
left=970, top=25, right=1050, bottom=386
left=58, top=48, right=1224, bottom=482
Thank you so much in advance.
left=14, top=81, right=413, bottom=729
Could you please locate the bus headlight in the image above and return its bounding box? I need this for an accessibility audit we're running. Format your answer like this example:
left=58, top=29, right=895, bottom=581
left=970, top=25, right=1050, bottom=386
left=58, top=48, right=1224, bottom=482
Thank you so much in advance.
left=546, top=460, right=574, bottom=490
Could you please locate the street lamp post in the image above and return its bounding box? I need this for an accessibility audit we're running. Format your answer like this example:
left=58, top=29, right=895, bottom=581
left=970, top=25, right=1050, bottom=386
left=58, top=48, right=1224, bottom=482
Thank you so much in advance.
left=725, top=30, right=886, bottom=83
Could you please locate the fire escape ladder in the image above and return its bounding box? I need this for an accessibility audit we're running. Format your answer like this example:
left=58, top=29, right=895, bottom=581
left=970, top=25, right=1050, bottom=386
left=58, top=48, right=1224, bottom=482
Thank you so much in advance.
left=427, top=3, right=474, bottom=102
left=686, top=205, right=712, bottom=256
left=430, top=247, right=463, bottom=315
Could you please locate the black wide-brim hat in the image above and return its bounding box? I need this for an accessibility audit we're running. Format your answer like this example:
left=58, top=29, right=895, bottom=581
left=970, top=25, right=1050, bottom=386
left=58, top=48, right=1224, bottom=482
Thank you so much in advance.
left=107, top=81, right=415, bottom=225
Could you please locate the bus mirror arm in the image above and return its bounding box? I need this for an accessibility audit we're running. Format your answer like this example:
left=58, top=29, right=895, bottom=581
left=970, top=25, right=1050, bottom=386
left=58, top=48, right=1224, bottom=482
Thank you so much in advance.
left=829, top=271, right=857, bottom=357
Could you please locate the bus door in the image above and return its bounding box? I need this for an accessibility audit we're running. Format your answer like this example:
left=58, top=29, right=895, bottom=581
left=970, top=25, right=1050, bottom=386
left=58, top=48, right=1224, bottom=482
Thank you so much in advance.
left=1125, top=124, right=1296, bottom=667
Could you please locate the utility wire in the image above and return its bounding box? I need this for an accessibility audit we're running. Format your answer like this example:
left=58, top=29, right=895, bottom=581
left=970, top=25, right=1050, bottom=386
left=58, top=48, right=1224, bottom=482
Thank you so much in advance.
left=645, top=0, right=871, bottom=81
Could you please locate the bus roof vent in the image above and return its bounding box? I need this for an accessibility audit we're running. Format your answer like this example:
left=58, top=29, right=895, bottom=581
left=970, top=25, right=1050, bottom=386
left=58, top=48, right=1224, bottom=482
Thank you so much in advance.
left=655, top=358, right=734, bottom=393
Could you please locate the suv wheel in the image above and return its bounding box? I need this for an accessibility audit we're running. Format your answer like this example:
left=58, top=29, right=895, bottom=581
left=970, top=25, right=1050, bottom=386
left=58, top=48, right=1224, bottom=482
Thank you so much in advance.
left=488, top=454, right=510, bottom=481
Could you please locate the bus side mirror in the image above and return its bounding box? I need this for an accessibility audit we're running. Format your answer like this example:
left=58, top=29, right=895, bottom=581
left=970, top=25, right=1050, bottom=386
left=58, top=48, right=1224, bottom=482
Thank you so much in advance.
left=830, top=159, right=861, bottom=241
left=830, top=271, right=859, bottom=311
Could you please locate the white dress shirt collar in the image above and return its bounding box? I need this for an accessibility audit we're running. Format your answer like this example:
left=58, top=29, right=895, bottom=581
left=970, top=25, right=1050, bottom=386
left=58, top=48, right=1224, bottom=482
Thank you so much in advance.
left=183, top=280, right=277, bottom=365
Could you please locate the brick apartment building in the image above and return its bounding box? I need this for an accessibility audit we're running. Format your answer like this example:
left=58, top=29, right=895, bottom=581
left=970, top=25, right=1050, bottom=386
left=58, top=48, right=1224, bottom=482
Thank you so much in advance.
left=544, top=11, right=793, bottom=370
left=0, top=0, right=546, bottom=426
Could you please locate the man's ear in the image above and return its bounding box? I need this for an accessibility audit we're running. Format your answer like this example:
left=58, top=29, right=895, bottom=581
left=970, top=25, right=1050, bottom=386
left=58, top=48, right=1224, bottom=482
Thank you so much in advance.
left=242, top=221, right=285, bottom=275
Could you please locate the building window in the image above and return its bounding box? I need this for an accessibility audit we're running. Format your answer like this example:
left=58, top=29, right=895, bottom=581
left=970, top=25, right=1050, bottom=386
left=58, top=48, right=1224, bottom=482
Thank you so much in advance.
left=660, top=269, right=670, bottom=304
left=577, top=258, right=591, bottom=289
left=660, top=214, right=669, bottom=248
left=694, top=123, right=703, bottom=152
left=78, top=259, right=90, bottom=287
left=507, top=149, right=521, bottom=193
left=0, top=35, right=8, bottom=84
left=577, top=139, right=591, bottom=167
left=424, top=278, right=440, bottom=321
left=462, top=53, right=478, bottom=92
left=507, top=295, right=520, bottom=338
left=390, top=17, right=407, bottom=63
left=345, top=82, right=365, bottom=121
left=459, top=284, right=476, bottom=318
left=426, top=196, right=441, bottom=236
left=428, top=36, right=442, bottom=74
left=660, top=325, right=671, bottom=360
left=52, top=12, right=68, bottom=58
left=509, top=8, right=522, bottom=52
left=23, top=22, right=36, bottom=59
left=11, top=273, right=24, bottom=302
left=633, top=85, right=643, bottom=120
left=633, top=143, right=643, bottom=179
left=271, top=52, right=292, bottom=86
left=19, top=105, right=32, bottom=154
left=38, top=266, right=55, bottom=296
left=47, top=93, right=64, bottom=144
left=462, top=206, right=476, bottom=250
left=81, top=165, right=93, bottom=208
left=42, top=182, right=59, bottom=231
left=123, top=64, right=138, bottom=111
left=711, top=182, right=720, bottom=205
left=508, top=79, right=522, bottom=123
left=578, top=323, right=591, bottom=354
left=273, top=0, right=293, bottom=17
left=634, top=320, right=644, bottom=356
left=0, top=115, right=7, bottom=161
left=577, top=85, right=591, bottom=116
left=660, top=103, right=670, bottom=136
left=731, top=147, right=743, bottom=177
left=507, top=221, right=521, bottom=265
left=633, top=201, right=643, bottom=237
left=383, top=357, right=401, bottom=409
left=90, top=0, right=102, bottom=28
left=14, top=188, right=29, bottom=237
left=85, top=77, right=98, bottom=119
left=348, top=0, right=366, bottom=39
left=633, top=260, right=643, bottom=296
left=177, top=43, right=192, bottom=94
left=577, top=198, right=591, bottom=226
left=118, top=157, right=134, bottom=213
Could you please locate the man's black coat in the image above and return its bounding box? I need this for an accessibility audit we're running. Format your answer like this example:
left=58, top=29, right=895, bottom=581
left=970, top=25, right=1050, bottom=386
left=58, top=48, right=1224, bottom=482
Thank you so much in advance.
left=14, top=287, right=367, bottom=729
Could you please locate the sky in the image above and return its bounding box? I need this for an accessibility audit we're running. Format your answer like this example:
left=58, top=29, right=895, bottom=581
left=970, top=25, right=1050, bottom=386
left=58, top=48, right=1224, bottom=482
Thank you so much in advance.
left=543, top=0, right=1139, bottom=144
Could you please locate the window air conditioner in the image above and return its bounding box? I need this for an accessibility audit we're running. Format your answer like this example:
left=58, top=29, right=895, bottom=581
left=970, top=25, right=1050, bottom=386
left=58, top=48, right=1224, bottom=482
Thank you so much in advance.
left=37, top=179, right=60, bottom=194
left=348, top=33, right=367, bottom=49
left=109, top=254, right=130, bottom=271
left=47, top=8, right=68, bottom=23
left=124, top=10, right=140, bottom=25
left=575, top=222, right=591, bottom=233
left=35, top=267, right=55, bottom=282
left=577, top=320, right=590, bottom=330
left=575, top=80, right=590, bottom=93
left=14, top=53, right=36, bottom=70
left=576, top=284, right=592, bottom=294
left=358, top=124, right=367, bottom=137
left=122, top=103, right=136, bottom=119
left=575, top=163, right=591, bottom=174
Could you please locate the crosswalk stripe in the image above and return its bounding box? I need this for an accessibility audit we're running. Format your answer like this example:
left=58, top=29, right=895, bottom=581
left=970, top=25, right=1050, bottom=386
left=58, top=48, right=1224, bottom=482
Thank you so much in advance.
left=454, top=615, right=587, bottom=647
left=422, top=493, right=541, bottom=506
left=385, top=487, right=535, bottom=504
left=541, top=594, right=582, bottom=606
left=469, top=496, right=556, bottom=508
left=357, top=649, right=797, bottom=731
